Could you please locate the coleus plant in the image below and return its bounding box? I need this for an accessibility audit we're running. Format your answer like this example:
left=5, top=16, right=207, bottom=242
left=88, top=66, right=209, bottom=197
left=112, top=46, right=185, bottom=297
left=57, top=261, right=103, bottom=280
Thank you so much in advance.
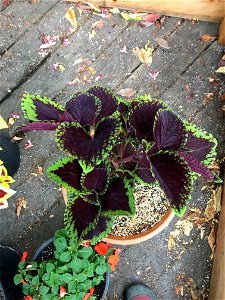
left=20, top=86, right=217, bottom=243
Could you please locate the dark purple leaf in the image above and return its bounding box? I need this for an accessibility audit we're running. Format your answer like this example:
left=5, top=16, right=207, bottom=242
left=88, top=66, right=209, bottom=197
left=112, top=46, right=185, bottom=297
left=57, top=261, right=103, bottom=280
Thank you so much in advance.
left=129, top=102, right=163, bottom=142
left=150, top=152, right=192, bottom=210
left=100, top=178, right=134, bottom=215
left=33, top=98, right=65, bottom=121
left=154, top=110, right=186, bottom=150
left=19, top=121, right=59, bottom=131
left=82, top=164, right=109, bottom=193
left=87, top=86, right=118, bottom=123
left=112, top=143, right=137, bottom=170
left=59, top=111, right=75, bottom=122
left=47, top=158, right=82, bottom=191
left=57, top=117, right=120, bottom=164
left=65, top=93, right=100, bottom=127
left=135, top=164, right=155, bottom=184
left=83, top=216, right=112, bottom=240
left=179, top=151, right=213, bottom=180
left=66, top=197, right=100, bottom=239
left=184, top=132, right=215, bottom=162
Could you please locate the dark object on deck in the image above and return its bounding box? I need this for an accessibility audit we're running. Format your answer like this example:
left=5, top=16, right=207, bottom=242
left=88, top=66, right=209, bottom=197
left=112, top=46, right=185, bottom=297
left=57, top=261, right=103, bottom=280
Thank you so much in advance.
left=0, top=246, right=23, bottom=300
left=0, top=129, right=20, bottom=176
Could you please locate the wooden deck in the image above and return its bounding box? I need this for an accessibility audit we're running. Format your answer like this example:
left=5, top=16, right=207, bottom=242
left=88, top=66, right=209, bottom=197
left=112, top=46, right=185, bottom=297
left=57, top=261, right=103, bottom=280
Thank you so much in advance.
left=0, top=1, right=224, bottom=299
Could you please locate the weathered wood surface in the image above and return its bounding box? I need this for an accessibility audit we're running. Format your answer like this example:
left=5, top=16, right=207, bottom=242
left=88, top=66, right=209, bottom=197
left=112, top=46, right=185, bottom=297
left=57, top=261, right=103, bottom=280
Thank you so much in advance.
left=0, top=1, right=224, bottom=299
left=208, top=174, right=225, bottom=300
left=66, top=0, right=225, bottom=22
left=219, top=17, right=225, bottom=45
left=0, top=0, right=59, bottom=54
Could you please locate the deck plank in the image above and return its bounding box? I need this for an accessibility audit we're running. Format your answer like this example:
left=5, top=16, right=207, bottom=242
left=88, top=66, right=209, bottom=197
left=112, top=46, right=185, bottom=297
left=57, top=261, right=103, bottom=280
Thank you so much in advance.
left=0, top=1, right=89, bottom=102
left=0, top=0, right=59, bottom=54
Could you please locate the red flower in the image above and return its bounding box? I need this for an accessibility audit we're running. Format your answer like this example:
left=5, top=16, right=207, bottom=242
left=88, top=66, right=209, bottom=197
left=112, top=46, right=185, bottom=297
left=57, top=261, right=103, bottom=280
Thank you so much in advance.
left=94, top=242, right=111, bottom=256
left=59, top=286, right=66, bottom=298
left=20, top=251, right=28, bottom=262
left=81, top=240, right=90, bottom=247
left=21, top=279, right=26, bottom=284
left=83, top=287, right=94, bottom=300
left=24, top=296, right=33, bottom=300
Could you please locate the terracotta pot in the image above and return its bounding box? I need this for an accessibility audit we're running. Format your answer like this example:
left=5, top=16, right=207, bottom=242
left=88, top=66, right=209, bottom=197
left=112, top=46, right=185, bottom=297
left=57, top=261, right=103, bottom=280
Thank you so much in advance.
left=61, top=187, right=174, bottom=245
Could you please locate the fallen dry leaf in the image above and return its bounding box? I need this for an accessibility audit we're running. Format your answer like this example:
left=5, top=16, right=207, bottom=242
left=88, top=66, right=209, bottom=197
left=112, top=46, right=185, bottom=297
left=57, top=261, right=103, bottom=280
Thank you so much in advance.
left=168, top=235, right=176, bottom=251
left=132, top=41, right=153, bottom=66
left=143, top=13, right=160, bottom=22
left=89, top=30, right=96, bottom=41
left=117, top=88, right=137, bottom=98
left=12, top=136, right=23, bottom=141
left=204, top=185, right=222, bottom=221
left=208, top=226, right=216, bottom=258
left=16, top=198, right=28, bottom=217
left=64, top=7, right=77, bottom=30
left=91, top=20, right=104, bottom=29
left=216, top=66, right=225, bottom=74
left=175, top=285, right=184, bottom=296
left=190, top=288, right=199, bottom=300
left=156, top=37, right=170, bottom=49
left=219, top=92, right=225, bottom=101
left=199, top=34, right=216, bottom=42
left=86, top=1, right=101, bottom=12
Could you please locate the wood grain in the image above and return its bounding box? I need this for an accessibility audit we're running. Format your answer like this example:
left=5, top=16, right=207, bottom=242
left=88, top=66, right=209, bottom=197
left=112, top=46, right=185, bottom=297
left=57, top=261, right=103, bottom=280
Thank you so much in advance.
left=218, top=17, right=225, bottom=45
left=208, top=175, right=225, bottom=300
left=67, top=0, right=225, bottom=22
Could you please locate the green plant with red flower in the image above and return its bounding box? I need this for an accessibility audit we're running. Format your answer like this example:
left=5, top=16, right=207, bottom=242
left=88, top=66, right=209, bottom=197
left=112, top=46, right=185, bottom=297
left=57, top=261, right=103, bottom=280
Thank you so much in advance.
left=20, top=86, right=217, bottom=243
left=14, top=228, right=120, bottom=300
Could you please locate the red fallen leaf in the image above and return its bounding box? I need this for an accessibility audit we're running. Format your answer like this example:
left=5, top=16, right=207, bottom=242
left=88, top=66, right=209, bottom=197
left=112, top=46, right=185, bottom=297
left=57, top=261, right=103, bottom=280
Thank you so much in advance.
left=143, top=13, right=160, bottom=22
left=59, top=286, right=66, bottom=298
left=83, top=287, right=94, bottom=300
left=94, top=242, right=109, bottom=255
left=20, top=251, right=28, bottom=262
left=108, top=249, right=120, bottom=271
left=156, top=37, right=170, bottom=49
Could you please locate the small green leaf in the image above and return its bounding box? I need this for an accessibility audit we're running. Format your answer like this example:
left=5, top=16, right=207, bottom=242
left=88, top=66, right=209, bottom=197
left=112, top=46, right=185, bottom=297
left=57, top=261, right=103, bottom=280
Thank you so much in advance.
left=31, top=275, right=40, bottom=285
left=46, top=262, right=55, bottom=272
left=51, top=285, right=59, bottom=295
left=77, top=273, right=87, bottom=282
left=39, top=285, right=50, bottom=295
left=78, top=247, right=93, bottom=258
left=62, top=273, right=73, bottom=283
left=95, top=265, right=106, bottom=275
left=14, top=274, right=23, bottom=285
left=68, top=281, right=77, bottom=293
left=60, top=251, right=71, bottom=262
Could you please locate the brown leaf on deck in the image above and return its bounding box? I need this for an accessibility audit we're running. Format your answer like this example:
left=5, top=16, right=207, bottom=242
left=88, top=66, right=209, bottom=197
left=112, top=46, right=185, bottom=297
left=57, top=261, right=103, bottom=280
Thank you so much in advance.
left=2, top=0, right=12, bottom=6
left=168, top=235, right=176, bottom=251
left=208, top=226, right=216, bottom=259
left=91, top=20, right=104, bottom=29
left=64, top=7, right=77, bottom=30
left=190, top=288, right=200, bottom=300
left=156, top=37, right=170, bottom=49
left=199, top=34, right=216, bottom=42
left=204, top=185, right=222, bottom=221
left=117, top=88, right=137, bottom=98
left=16, top=198, right=28, bottom=218
left=175, top=285, right=184, bottom=296
left=132, top=42, right=153, bottom=66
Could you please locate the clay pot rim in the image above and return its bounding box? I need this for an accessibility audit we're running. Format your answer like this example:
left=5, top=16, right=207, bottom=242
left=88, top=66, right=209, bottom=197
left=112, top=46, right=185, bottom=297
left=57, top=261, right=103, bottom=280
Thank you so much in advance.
left=61, top=187, right=174, bottom=245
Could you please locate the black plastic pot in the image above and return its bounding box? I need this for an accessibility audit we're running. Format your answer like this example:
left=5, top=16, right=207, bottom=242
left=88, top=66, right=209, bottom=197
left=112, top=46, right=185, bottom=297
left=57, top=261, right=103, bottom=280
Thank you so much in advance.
left=0, top=246, right=23, bottom=300
left=33, top=238, right=110, bottom=300
left=0, top=129, right=20, bottom=176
